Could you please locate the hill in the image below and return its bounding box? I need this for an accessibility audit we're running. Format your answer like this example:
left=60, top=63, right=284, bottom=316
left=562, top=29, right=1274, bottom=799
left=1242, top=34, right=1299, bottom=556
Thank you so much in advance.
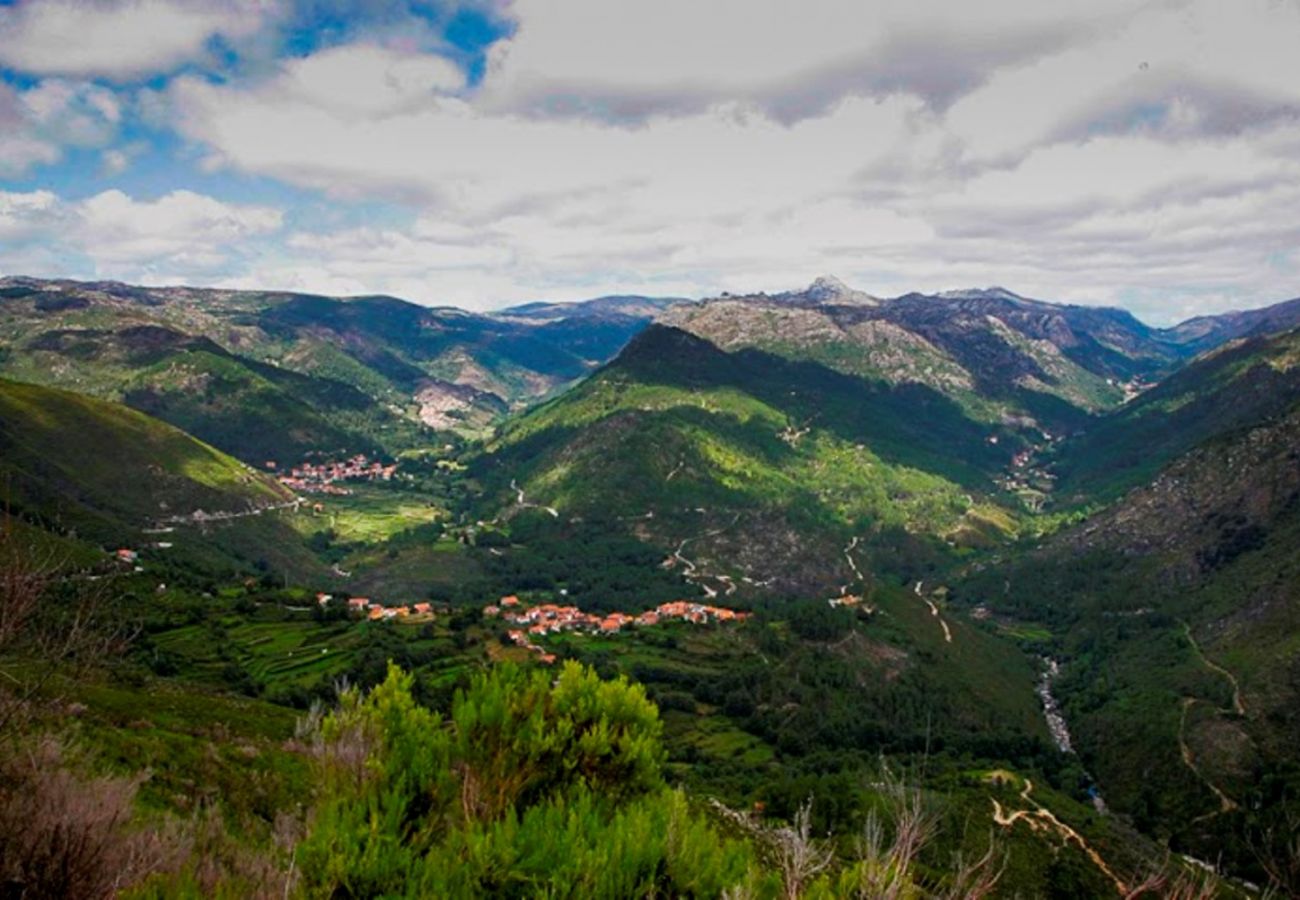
left=0, top=377, right=321, bottom=577
left=1158, top=295, right=1300, bottom=356
left=20, top=323, right=406, bottom=463
left=479, top=324, right=1032, bottom=597
left=660, top=280, right=1189, bottom=437
left=1050, top=327, right=1300, bottom=502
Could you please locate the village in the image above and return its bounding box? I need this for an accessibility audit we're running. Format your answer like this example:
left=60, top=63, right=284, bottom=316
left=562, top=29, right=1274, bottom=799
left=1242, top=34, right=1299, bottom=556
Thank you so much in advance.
left=316, top=592, right=436, bottom=621
left=489, top=595, right=751, bottom=663
left=315, top=590, right=751, bottom=665
left=267, top=454, right=399, bottom=494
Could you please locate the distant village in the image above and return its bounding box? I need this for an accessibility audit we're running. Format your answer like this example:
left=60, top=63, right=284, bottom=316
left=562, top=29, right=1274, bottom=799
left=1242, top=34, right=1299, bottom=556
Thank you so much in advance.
left=266, top=454, right=398, bottom=495
left=313, top=591, right=751, bottom=665
left=317, top=592, right=436, bottom=621
left=490, top=595, right=749, bottom=664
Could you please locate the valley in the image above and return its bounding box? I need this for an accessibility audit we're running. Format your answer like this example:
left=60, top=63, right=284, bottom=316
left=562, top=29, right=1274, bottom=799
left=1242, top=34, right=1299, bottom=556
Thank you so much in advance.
left=4, top=275, right=1300, bottom=897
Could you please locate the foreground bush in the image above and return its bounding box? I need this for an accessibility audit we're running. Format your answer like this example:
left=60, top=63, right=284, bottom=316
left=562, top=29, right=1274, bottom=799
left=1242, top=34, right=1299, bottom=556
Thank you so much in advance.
left=296, top=661, right=764, bottom=897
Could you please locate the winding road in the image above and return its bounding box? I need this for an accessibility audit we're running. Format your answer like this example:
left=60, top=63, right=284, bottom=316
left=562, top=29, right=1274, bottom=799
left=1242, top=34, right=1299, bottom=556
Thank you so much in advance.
left=913, top=581, right=953, bottom=644
left=672, top=513, right=742, bottom=598
left=153, top=498, right=301, bottom=528
left=510, top=478, right=559, bottom=518
left=991, top=778, right=1128, bottom=895
left=1182, top=622, right=1245, bottom=715
left=1177, top=622, right=1248, bottom=823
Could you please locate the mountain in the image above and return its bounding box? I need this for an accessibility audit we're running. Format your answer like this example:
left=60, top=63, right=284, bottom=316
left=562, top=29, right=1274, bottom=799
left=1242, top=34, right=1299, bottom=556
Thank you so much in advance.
left=479, top=282, right=1300, bottom=592
left=1158, top=295, right=1300, bottom=355
left=479, top=323, right=1030, bottom=597
left=10, top=275, right=1300, bottom=894
left=496, top=294, right=683, bottom=321
left=661, top=279, right=1184, bottom=438
left=0, top=377, right=320, bottom=576
left=19, top=323, right=405, bottom=464
left=954, top=327, right=1300, bottom=876
left=1050, top=327, right=1300, bottom=502
left=0, top=277, right=675, bottom=463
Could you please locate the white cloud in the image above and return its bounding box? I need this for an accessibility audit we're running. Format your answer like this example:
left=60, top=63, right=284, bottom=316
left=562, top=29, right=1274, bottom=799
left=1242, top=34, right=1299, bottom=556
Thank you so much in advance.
left=0, top=79, right=125, bottom=177
left=0, top=190, right=66, bottom=241
left=0, top=188, right=283, bottom=280
left=944, top=1, right=1300, bottom=163
left=78, top=189, right=282, bottom=264
left=6, top=0, right=1300, bottom=319
left=0, top=0, right=280, bottom=79
left=277, top=43, right=465, bottom=117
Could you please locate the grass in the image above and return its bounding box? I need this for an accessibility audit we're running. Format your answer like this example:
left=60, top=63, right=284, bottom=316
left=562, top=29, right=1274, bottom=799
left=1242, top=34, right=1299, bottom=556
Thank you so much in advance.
left=286, top=484, right=445, bottom=544
left=343, top=538, right=485, bottom=603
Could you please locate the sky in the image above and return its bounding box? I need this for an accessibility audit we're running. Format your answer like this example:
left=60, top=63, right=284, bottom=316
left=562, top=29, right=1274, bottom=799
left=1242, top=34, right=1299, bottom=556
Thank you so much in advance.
left=0, top=1, right=1298, bottom=322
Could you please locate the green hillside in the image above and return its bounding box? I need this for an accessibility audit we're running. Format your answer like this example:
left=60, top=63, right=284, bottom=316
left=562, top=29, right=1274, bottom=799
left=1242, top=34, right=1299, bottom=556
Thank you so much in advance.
left=16, top=323, right=420, bottom=462
left=480, top=325, right=1028, bottom=596
left=1051, top=327, right=1300, bottom=502
left=9, top=276, right=1300, bottom=895
left=956, top=355, right=1300, bottom=881
left=0, top=378, right=324, bottom=578
left=660, top=282, right=1190, bottom=436
left=0, top=277, right=669, bottom=459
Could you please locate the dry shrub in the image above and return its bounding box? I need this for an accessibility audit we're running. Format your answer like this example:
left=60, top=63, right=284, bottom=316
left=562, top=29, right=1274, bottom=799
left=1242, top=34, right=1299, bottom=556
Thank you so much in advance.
left=0, top=514, right=134, bottom=738
left=714, top=768, right=1003, bottom=900
left=161, top=809, right=300, bottom=899
left=0, top=738, right=187, bottom=899
left=1123, top=861, right=1220, bottom=900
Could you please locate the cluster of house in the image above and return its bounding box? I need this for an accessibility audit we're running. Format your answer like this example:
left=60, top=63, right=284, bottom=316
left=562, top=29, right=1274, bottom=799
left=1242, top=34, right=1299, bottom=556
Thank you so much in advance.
left=269, top=455, right=398, bottom=495
left=318, top=592, right=434, bottom=622
left=487, top=595, right=749, bottom=664
left=828, top=593, right=869, bottom=609
left=114, top=547, right=146, bottom=573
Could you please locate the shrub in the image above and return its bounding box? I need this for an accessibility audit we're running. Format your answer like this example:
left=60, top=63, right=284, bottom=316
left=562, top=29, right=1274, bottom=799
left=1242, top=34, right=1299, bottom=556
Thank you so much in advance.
left=0, top=739, right=187, bottom=899
left=296, top=661, right=759, bottom=897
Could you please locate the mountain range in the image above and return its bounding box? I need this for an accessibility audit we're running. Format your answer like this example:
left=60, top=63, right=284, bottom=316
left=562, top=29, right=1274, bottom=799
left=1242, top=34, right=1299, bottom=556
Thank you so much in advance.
left=4, top=272, right=1300, bottom=893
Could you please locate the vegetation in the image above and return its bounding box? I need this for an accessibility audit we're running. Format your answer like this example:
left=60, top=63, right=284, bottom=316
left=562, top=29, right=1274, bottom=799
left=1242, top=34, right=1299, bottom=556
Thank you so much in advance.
left=6, top=277, right=1300, bottom=895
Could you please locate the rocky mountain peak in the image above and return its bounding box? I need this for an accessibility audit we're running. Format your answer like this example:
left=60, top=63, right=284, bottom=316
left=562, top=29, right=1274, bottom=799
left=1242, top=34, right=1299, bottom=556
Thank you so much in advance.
left=802, top=275, right=878, bottom=306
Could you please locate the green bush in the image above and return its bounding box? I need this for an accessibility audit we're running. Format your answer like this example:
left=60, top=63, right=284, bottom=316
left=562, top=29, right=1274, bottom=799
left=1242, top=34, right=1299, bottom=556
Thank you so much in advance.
left=296, top=661, right=760, bottom=898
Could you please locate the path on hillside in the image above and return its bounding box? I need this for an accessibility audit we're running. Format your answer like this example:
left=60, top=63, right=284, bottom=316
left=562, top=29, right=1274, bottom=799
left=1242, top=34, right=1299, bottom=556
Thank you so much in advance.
left=991, top=778, right=1128, bottom=895
left=1182, top=622, right=1245, bottom=715
left=914, top=581, right=953, bottom=644
left=1174, top=621, right=1247, bottom=823
left=510, top=478, right=559, bottom=518
left=1177, top=698, right=1239, bottom=822
left=673, top=513, right=742, bottom=598
left=838, top=535, right=864, bottom=595
left=154, top=498, right=301, bottom=528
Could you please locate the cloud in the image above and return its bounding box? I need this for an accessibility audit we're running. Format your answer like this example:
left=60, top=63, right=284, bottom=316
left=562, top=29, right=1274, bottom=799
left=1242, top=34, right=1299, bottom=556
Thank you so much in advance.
left=5, top=0, right=1300, bottom=320
left=944, top=1, right=1300, bottom=163
left=0, top=79, right=124, bottom=177
left=0, top=190, right=67, bottom=241
left=0, top=0, right=280, bottom=79
left=263, top=43, right=465, bottom=117
left=0, top=188, right=283, bottom=279
left=481, top=0, right=1153, bottom=123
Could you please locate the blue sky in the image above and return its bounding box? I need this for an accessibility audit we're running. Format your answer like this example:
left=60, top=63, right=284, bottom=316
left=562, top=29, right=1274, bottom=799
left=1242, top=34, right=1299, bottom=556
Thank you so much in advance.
left=1, top=0, right=1298, bottom=321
